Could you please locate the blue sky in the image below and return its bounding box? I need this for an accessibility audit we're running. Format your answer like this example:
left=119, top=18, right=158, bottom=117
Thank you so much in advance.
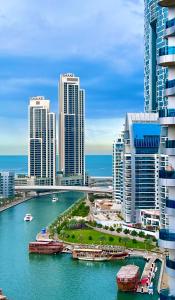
left=0, top=0, right=144, bottom=155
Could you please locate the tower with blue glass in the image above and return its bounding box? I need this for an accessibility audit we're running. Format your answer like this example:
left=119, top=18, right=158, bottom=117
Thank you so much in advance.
left=59, top=73, right=85, bottom=185
left=158, top=1, right=175, bottom=299
left=144, top=0, right=168, bottom=113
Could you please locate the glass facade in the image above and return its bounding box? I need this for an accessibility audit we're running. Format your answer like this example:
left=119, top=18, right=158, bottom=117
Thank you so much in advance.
left=144, top=0, right=168, bottom=112
left=29, top=97, right=56, bottom=185
left=59, top=74, right=85, bottom=185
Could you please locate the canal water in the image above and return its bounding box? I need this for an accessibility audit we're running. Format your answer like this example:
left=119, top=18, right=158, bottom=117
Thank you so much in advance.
left=0, top=193, right=160, bottom=300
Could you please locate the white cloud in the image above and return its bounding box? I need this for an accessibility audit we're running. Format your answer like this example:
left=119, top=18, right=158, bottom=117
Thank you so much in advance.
left=86, top=117, right=124, bottom=154
left=0, top=116, right=124, bottom=155
left=0, top=0, right=144, bottom=71
left=0, top=77, right=56, bottom=94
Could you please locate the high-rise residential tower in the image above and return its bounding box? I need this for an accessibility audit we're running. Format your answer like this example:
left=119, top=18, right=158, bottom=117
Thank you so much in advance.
left=28, top=96, right=56, bottom=185
left=144, top=0, right=168, bottom=112
left=113, top=134, right=124, bottom=204
left=122, top=113, right=160, bottom=223
left=59, top=73, right=85, bottom=185
left=158, top=1, right=175, bottom=299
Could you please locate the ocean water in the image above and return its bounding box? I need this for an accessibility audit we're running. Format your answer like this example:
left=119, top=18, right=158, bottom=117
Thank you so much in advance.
left=0, top=155, right=113, bottom=176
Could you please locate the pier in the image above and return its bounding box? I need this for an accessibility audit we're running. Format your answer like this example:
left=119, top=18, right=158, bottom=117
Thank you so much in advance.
left=136, top=254, right=159, bottom=294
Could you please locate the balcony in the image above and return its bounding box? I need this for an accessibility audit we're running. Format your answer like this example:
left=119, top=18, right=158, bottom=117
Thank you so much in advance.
left=165, top=18, right=175, bottom=38
left=165, top=140, right=175, bottom=155
left=159, top=169, right=175, bottom=186
left=160, top=289, right=175, bottom=300
left=165, top=80, right=175, bottom=97
left=166, top=199, right=175, bottom=216
left=159, top=109, right=175, bottom=125
left=166, top=257, right=175, bottom=276
left=159, top=229, right=175, bottom=249
left=158, top=47, right=175, bottom=67
left=159, top=0, right=175, bottom=7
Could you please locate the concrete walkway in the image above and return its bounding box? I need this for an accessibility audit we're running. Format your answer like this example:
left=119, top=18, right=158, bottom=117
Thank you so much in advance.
left=0, top=197, right=32, bottom=213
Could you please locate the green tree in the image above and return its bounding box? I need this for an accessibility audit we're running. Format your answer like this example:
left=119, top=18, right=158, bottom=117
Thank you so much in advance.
left=131, top=230, right=137, bottom=237
left=109, top=236, right=114, bottom=242
left=123, top=229, right=130, bottom=235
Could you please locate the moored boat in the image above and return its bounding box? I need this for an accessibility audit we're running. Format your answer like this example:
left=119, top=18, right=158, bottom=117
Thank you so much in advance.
left=29, top=241, right=63, bottom=254
left=117, top=265, right=140, bottom=292
left=72, top=246, right=128, bottom=261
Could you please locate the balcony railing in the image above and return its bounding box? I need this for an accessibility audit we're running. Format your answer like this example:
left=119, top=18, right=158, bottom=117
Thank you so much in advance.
left=159, top=109, right=175, bottom=118
left=166, top=257, right=175, bottom=270
left=166, top=199, right=175, bottom=209
left=159, top=229, right=175, bottom=241
left=159, top=47, right=175, bottom=56
left=159, top=170, right=175, bottom=179
left=166, top=18, right=175, bottom=29
left=166, top=79, right=175, bottom=89
left=165, top=140, right=175, bottom=148
left=160, top=289, right=175, bottom=300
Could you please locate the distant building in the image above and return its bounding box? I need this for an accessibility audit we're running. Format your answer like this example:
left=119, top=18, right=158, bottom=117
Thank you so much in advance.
left=122, top=113, right=160, bottom=223
left=59, top=73, right=85, bottom=185
left=113, top=134, right=124, bottom=204
left=144, top=0, right=168, bottom=113
left=0, top=171, right=14, bottom=198
left=28, top=96, right=56, bottom=185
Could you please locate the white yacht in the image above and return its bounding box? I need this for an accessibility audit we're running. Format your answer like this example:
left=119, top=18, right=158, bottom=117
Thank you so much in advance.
left=24, top=214, right=33, bottom=222
left=52, top=197, right=58, bottom=202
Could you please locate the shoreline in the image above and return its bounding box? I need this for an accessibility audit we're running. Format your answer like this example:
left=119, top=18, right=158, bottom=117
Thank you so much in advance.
left=0, top=197, right=33, bottom=213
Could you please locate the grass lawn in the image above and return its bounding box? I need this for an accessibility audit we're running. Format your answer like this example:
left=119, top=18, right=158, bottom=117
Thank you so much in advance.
left=59, top=228, right=154, bottom=250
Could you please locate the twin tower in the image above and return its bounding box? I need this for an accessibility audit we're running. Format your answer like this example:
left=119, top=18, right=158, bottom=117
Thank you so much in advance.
left=28, top=73, right=85, bottom=186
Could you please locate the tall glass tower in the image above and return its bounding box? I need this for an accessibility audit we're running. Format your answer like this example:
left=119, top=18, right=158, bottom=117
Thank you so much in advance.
left=158, top=1, right=175, bottom=299
left=59, top=74, right=85, bottom=185
left=144, top=0, right=168, bottom=113
left=28, top=96, right=56, bottom=185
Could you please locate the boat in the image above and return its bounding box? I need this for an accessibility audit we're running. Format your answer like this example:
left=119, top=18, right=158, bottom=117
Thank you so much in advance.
left=116, top=265, right=140, bottom=292
left=72, top=246, right=128, bottom=261
left=29, top=241, right=64, bottom=254
left=0, top=289, right=7, bottom=300
left=52, top=197, right=58, bottom=202
left=24, top=214, right=33, bottom=222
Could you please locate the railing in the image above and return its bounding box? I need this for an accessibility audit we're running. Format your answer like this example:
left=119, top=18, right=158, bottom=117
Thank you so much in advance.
left=159, top=47, right=175, bottom=56
left=159, top=170, right=175, bottom=179
left=160, top=289, right=175, bottom=300
left=166, top=79, right=175, bottom=89
left=166, top=199, right=175, bottom=209
left=159, top=229, right=175, bottom=241
left=159, top=109, right=175, bottom=118
left=166, top=18, right=175, bottom=29
left=165, top=140, right=175, bottom=148
left=166, top=257, right=175, bottom=270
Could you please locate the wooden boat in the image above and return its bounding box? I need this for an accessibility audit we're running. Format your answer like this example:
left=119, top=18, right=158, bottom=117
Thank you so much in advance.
left=117, top=265, right=140, bottom=292
left=72, top=246, right=128, bottom=261
left=29, top=241, right=63, bottom=254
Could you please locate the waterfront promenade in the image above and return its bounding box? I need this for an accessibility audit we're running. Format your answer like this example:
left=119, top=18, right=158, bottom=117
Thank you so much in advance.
left=0, top=196, right=33, bottom=213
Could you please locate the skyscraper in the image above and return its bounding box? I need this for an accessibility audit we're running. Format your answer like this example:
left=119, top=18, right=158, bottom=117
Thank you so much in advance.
left=113, top=134, right=124, bottom=204
left=122, top=113, right=160, bottom=223
left=59, top=73, right=85, bottom=185
left=158, top=1, right=175, bottom=299
left=28, top=96, right=56, bottom=185
left=144, top=0, right=168, bottom=113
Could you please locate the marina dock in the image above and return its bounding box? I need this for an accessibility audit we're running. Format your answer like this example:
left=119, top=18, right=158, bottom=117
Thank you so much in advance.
left=136, top=255, right=158, bottom=294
